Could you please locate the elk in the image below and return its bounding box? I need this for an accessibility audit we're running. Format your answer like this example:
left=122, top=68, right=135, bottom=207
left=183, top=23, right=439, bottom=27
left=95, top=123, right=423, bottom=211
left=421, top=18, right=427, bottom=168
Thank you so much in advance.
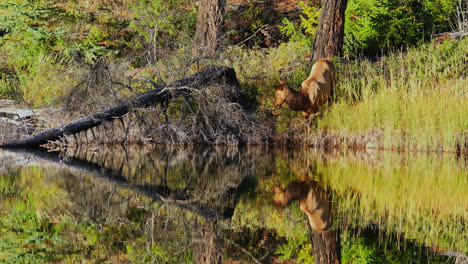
left=273, top=59, right=335, bottom=117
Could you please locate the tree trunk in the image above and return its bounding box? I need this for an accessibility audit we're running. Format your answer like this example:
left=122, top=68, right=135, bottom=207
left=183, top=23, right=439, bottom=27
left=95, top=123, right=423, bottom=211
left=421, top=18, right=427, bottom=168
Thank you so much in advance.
left=309, top=228, right=341, bottom=264
left=194, top=0, right=226, bottom=57
left=193, top=220, right=223, bottom=264
left=312, top=0, right=348, bottom=62
left=0, top=66, right=241, bottom=148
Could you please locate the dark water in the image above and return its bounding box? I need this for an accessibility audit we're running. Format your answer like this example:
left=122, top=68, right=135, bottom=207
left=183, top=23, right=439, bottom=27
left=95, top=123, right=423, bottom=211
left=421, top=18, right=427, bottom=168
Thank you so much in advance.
left=0, top=146, right=467, bottom=263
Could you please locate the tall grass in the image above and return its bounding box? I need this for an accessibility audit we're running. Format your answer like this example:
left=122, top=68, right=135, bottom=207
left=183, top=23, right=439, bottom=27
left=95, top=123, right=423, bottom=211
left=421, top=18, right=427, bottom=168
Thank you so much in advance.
left=219, top=36, right=468, bottom=152
left=317, top=38, right=468, bottom=151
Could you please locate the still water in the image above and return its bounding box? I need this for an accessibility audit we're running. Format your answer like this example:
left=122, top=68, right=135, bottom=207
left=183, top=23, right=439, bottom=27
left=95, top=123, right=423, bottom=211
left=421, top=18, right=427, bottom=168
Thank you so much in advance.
left=0, top=146, right=467, bottom=263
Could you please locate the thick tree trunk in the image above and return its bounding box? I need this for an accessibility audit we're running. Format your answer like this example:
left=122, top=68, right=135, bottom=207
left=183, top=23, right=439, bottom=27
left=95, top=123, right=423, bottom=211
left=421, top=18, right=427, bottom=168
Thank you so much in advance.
left=193, top=220, right=223, bottom=264
left=312, top=0, right=348, bottom=62
left=194, top=0, right=226, bottom=57
left=0, top=66, right=241, bottom=148
left=309, top=228, right=341, bottom=264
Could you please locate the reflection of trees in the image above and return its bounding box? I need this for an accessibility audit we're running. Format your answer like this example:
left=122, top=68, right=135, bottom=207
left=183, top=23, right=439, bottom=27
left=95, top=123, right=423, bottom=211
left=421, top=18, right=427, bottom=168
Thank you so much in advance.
left=4, top=146, right=276, bottom=263
left=56, top=146, right=274, bottom=220
left=192, top=219, right=223, bottom=264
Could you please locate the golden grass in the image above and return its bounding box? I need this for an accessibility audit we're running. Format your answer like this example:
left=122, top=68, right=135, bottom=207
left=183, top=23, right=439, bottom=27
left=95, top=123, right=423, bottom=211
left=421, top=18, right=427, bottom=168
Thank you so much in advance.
left=316, top=38, right=468, bottom=151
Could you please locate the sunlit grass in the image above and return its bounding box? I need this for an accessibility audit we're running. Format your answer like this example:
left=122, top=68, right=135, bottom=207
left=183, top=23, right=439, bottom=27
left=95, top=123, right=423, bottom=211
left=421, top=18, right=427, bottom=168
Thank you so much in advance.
left=220, top=37, right=468, bottom=151
left=316, top=38, right=468, bottom=151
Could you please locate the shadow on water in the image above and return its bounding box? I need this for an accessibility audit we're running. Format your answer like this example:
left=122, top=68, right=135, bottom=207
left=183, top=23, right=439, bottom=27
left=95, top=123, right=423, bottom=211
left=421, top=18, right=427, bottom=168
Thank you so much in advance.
left=0, top=146, right=467, bottom=263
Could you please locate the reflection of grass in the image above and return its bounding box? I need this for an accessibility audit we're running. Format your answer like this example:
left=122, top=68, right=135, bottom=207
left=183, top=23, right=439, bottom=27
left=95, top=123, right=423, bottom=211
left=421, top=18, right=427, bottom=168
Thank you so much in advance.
left=234, top=149, right=467, bottom=259
left=316, top=151, right=468, bottom=252
left=0, top=170, right=62, bottom=262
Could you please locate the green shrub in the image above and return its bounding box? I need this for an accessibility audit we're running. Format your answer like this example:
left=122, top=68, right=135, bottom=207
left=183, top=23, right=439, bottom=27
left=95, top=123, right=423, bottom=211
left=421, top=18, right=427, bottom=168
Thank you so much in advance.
left=278, top=1, right=320, bottom=46
left=344, top=0, right=457, bottom=55
left=128, top=0, right=198, bottom=51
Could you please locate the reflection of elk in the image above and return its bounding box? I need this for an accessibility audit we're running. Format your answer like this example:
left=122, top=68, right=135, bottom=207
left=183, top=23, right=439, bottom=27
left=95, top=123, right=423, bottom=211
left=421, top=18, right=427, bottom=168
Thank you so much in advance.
left=273, top=59, right=335, bottom=117
left=273, top=175, right=332, bottom=232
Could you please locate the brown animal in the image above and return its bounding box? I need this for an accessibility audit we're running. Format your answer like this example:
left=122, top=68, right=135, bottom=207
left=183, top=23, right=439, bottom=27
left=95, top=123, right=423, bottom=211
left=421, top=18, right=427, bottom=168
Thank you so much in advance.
left=273, top=175, right=332, bottom=232
left=273, top=59, right=335, bottom=117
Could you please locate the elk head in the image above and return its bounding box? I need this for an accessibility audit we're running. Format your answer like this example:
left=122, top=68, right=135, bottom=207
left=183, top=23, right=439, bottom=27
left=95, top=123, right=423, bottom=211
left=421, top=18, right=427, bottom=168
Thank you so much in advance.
left=273, top=80, right=289, bottom=108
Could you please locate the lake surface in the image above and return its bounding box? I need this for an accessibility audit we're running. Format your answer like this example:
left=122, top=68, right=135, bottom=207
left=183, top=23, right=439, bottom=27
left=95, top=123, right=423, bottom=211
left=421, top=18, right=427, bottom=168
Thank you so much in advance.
left=0, top=146, right=467, bottom=263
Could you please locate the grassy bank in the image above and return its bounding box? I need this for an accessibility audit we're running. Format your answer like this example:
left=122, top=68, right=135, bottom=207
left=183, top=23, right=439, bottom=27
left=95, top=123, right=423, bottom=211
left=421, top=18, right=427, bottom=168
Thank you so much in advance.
left=317, top=38, right=468, bottom=152
left=221, top=37, right=468, bottom=152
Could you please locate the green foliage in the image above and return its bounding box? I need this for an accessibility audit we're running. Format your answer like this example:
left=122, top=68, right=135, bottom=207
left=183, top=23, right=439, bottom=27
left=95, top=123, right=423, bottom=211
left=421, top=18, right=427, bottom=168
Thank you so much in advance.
left=0, top=0, right=64, bottom=65
left=299, top=1, right=320, bottom=36
left=297, top=243, right=314, bottom=263
left=344, top=0, right=457, bottom=55
left=128, top=0, right=197, bottom=49
left=279, top=17, right=305, bottom=43
left=341, top=231, right=449, bottom=263
left=275, top=243, right=295, bottom=261
left=342, top=237, right=378, bottom=263
left=275, top=235, right=311, bottom=262
left=0, top=0, right=130, bottom=103
left=278, top=1, right=320, bottom=46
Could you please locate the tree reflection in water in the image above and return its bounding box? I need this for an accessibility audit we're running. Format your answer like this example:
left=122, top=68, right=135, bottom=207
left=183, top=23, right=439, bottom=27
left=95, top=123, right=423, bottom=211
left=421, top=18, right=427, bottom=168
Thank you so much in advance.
left=3, top=146, right=275, bottom=263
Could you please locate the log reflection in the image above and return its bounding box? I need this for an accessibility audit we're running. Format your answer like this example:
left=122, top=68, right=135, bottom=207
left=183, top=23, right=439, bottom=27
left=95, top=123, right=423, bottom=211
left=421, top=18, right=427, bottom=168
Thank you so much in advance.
left=2, top=146, right=275, bottom=263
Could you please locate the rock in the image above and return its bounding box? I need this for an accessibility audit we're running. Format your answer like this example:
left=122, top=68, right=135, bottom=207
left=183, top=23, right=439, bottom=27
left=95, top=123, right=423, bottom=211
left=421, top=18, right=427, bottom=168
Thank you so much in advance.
left=0, top=117, right=21, bottom=126
left=0, top=108, right=38, bottom=120
left=0, top=99, right=16, bottom=108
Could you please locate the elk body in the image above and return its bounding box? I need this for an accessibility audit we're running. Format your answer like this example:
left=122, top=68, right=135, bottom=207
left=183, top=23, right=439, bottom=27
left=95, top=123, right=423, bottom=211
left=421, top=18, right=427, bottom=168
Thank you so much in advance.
left=274, top=59, right=335, bottom=117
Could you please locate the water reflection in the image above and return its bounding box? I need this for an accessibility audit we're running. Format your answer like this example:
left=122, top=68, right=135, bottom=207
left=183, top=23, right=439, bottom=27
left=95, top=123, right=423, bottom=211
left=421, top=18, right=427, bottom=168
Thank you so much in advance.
left=0, top=146, right=467, bottom=263
left=274, top=175, right=332, bottom=233
left=274, top=176, right=341, bottom=263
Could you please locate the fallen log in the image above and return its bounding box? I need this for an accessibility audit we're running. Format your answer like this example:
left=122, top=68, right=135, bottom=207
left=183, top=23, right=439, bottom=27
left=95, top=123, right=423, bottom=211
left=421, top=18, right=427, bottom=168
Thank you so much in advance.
left=0, top=65, right=242, bottom=148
